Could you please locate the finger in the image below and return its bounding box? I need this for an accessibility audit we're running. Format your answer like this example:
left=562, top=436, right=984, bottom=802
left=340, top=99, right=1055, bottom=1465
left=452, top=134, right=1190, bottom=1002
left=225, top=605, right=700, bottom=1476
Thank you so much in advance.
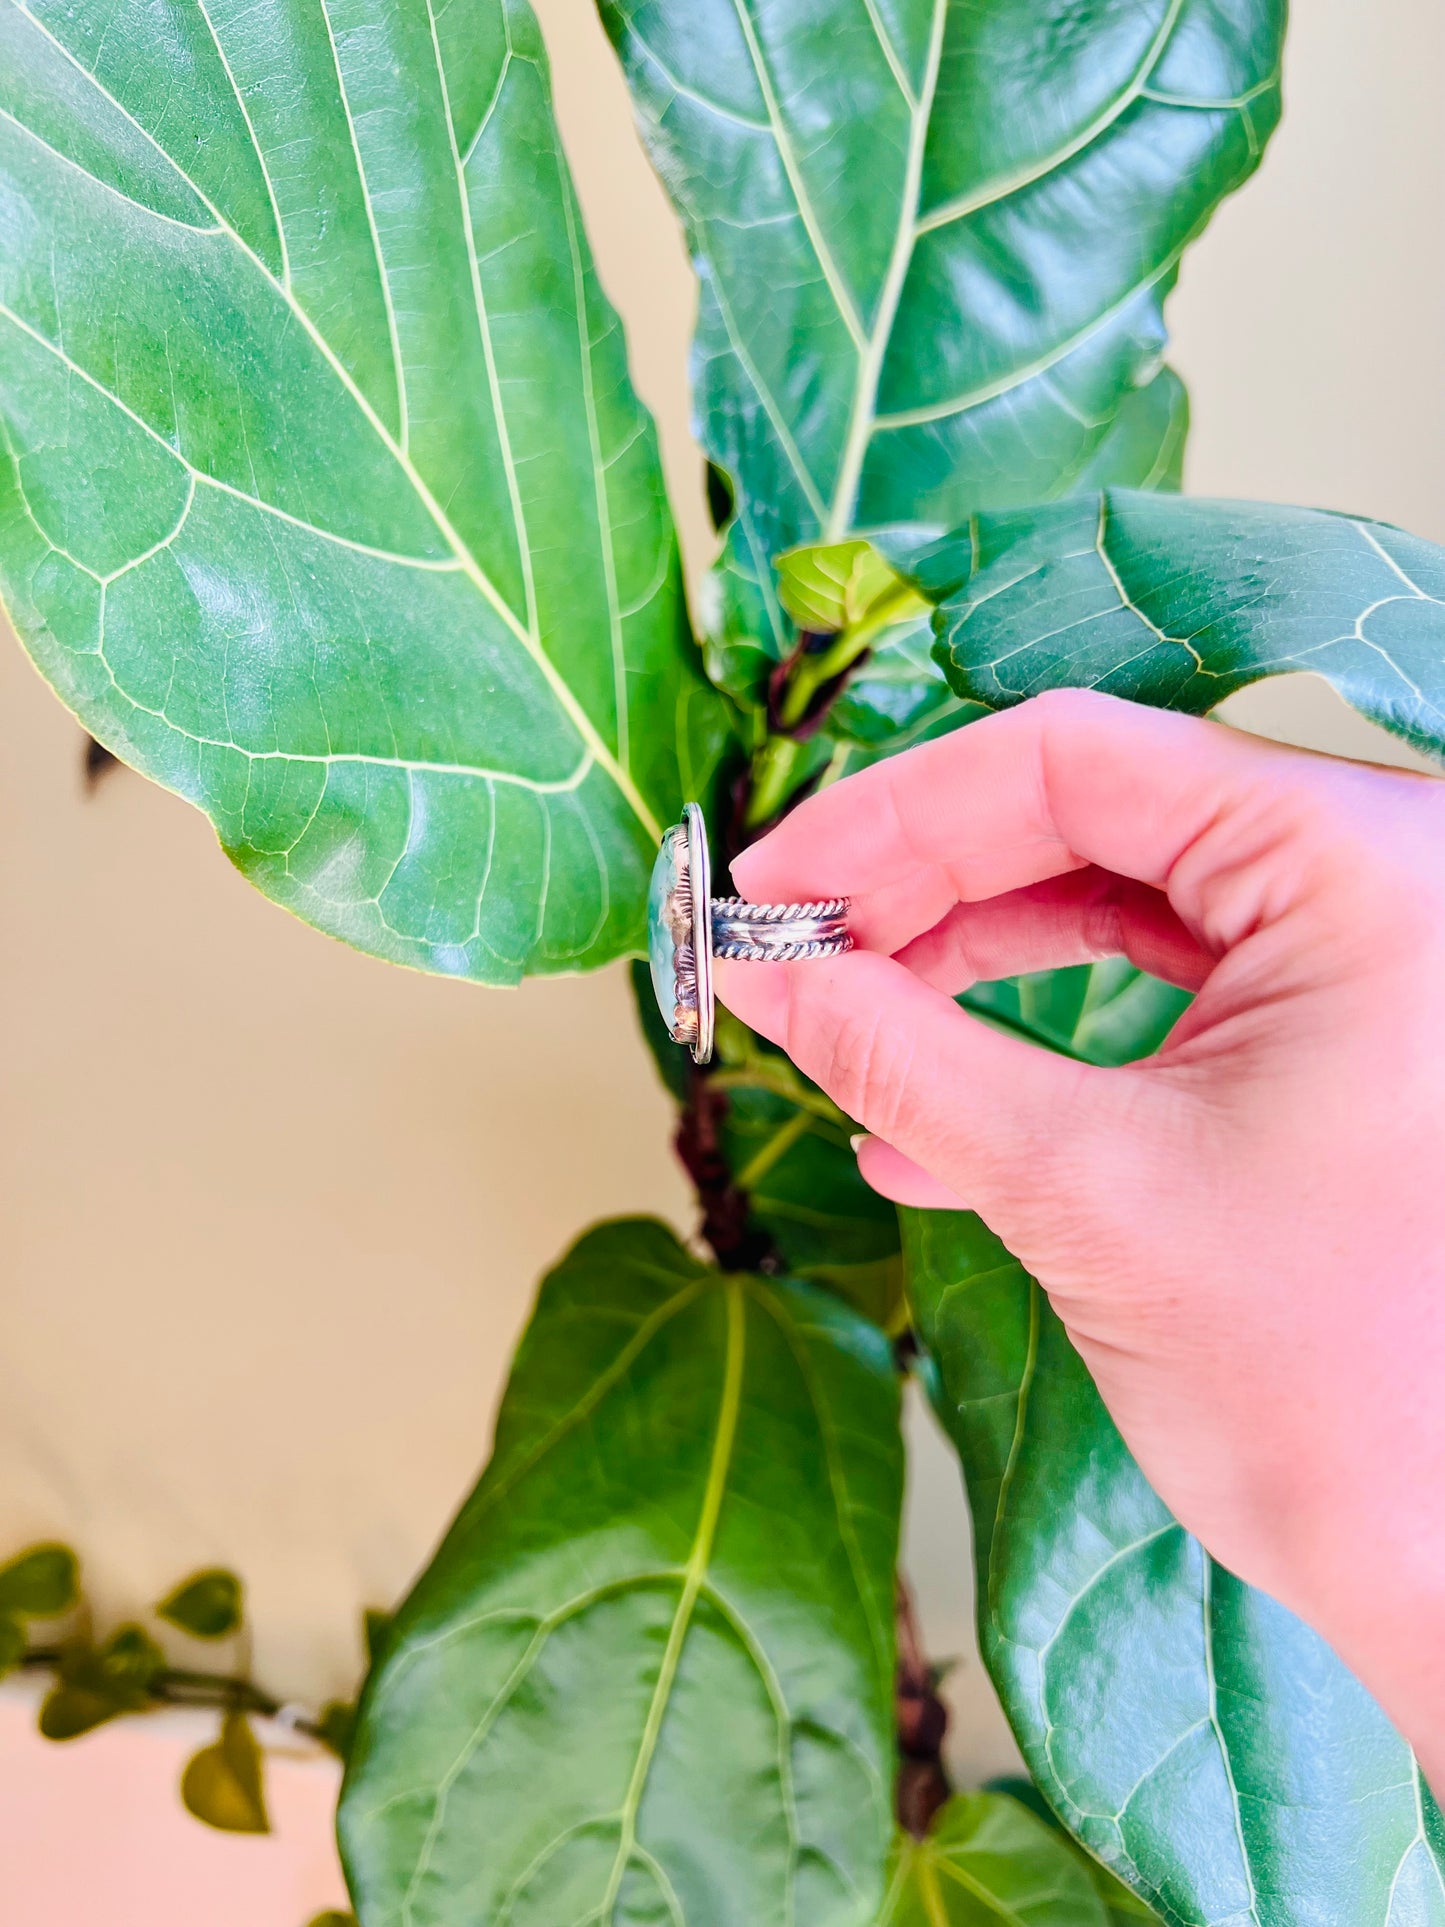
left=854, top=1136, right=970, bottom=1210
left=897, top=869, right=1213, bottom=995
left=728, top=690, right=1306, bottom=945
left=714, top=948, right=1143, bottom=1211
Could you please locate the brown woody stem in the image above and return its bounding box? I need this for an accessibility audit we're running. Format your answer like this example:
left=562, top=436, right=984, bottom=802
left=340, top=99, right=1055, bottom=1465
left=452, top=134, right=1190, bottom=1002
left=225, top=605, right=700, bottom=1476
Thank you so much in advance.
left=894, top=1579, right=951, bottom=1838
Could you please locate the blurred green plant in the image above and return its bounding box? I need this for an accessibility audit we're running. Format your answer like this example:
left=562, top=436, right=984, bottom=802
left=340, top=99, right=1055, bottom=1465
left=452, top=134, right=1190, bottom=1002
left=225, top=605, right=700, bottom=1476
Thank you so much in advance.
left=0, top=1541, right=383, bottom=1839
left=4, top=0, right=1444, bottom=1920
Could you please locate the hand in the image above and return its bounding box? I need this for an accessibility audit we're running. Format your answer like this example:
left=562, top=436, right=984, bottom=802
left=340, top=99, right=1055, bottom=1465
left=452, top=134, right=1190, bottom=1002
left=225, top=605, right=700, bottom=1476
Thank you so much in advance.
left=717, top=689, right=1445, bottom=1784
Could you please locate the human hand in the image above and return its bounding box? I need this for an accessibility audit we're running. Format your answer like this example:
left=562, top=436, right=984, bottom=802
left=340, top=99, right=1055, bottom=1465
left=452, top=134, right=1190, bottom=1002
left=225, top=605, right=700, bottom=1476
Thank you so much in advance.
left=716, top=689, right=1445, bottom=1784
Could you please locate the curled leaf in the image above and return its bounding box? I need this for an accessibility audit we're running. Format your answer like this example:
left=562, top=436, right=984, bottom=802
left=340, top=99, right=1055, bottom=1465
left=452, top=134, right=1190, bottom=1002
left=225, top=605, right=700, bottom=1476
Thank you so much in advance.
left=0, top=1543, right=79, bottom=1618
left=157, top=1569, right=243, bottom=1640
left=180, top=1710, right=270, bottom=1834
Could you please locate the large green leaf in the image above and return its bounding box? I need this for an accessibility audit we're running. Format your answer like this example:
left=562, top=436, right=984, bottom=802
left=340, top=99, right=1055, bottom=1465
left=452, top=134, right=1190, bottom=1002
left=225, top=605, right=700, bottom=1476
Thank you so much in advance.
left=340, top=1217, right=903, bottom=1926
left=921, top=492, right=1445, bottom=764
left=0, top=0, right=729, bottom=981
left=598, top=0, right=1281, bottom=708
left=880, top=1792, right=1114, bottom=1926
left=902, top=1208, right=1445, bottom=1927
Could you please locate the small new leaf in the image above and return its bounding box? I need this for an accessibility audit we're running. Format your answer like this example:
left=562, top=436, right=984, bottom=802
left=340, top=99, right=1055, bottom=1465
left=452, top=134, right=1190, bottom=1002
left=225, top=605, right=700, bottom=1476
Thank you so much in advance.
left=39, top=1626, right=164, bottom=1740
left=306, top=1915, right=359, bottom=1927
left=180, top=1710, right=270, bottom=1834
left=0, top=1543, right=79, bottom=1618
left=157, top=1569, right=243, bottom=1640
left=777, top=541, right=926, bottom=639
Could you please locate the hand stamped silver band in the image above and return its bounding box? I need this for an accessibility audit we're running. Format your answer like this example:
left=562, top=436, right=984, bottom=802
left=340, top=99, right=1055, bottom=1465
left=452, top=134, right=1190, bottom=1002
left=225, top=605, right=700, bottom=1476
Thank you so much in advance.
left=647, top=803, right=852, bottom=1064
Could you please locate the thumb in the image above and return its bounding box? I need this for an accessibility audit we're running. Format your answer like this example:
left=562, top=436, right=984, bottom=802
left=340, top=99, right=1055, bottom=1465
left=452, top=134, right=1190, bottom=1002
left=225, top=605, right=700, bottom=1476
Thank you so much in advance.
left=715, top=948, right=1154, bottom=1233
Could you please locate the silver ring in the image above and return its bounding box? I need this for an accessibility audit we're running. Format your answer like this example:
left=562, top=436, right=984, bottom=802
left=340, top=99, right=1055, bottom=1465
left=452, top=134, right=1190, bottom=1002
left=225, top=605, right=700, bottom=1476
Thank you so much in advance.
left=647, top=803, right=853, bottom=1065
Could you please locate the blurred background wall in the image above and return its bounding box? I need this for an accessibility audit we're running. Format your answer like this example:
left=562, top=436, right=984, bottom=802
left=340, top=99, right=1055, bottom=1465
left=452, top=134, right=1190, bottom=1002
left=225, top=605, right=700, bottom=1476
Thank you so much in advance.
left=1, top=0, right=1441, bottom=1915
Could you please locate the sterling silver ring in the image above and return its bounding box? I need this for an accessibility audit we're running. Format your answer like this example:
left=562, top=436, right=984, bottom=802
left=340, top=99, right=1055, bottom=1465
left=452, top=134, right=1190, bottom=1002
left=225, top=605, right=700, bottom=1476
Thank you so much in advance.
left=647, top=802, right=853, bottom=1065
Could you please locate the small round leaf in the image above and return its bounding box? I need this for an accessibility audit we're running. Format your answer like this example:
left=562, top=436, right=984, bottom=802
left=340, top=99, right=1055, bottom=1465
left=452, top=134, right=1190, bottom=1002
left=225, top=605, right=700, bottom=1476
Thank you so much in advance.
left=180, top=1710, right=269, bottom=1834
left=0, top=1543, right=79, bottom=1618
left=157, top=1569, right=243, bottom=1639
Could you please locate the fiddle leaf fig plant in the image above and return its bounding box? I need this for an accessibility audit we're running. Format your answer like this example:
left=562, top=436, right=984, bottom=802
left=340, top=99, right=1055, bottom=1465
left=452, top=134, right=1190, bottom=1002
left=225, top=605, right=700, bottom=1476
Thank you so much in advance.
left=4, top=0, right=1443, bottom=1922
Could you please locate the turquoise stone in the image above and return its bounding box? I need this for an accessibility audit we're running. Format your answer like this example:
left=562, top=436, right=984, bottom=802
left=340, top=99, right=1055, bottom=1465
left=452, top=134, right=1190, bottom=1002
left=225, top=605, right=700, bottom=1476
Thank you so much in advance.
left=647, top=827, right=686, bottom=1037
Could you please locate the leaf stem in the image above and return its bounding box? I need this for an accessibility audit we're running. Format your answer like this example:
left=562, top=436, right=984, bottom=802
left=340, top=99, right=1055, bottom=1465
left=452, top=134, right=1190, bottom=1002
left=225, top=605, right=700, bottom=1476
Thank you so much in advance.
left=18, top=1650, right=326, bottom=1740
left=774, top=584, right=922, bottom=730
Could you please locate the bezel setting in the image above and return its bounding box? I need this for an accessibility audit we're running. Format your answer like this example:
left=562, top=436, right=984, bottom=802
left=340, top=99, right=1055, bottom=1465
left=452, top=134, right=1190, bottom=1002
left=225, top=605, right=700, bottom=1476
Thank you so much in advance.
left=647, top=800, right=714, bottom=1065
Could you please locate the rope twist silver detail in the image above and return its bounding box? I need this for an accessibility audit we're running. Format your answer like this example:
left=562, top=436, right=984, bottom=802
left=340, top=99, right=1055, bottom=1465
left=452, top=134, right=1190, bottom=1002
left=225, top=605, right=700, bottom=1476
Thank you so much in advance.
left=708, top=894, right=853, bottom=963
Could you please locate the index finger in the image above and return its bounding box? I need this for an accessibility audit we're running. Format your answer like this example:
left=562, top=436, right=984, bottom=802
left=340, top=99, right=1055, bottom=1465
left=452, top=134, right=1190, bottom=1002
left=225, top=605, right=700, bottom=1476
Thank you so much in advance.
left=728, top=690, right=1290, bottom=950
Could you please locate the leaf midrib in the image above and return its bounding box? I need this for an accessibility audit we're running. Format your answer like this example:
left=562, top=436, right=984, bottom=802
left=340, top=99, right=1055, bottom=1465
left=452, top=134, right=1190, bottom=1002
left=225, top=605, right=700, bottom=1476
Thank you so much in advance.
left=598, top=1279, right=747, bottom=1912
left=825, top=0, right=947, bottom=539
left=913, top=0, right=1189, bottom=239
left=6, top=0, right=663, bottom=841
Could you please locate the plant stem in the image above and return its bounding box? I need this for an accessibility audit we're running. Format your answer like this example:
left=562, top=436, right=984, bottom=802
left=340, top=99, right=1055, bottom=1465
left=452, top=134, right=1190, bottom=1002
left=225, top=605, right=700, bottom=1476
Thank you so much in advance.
left=775, top=585, right=921, bottom=731
left=19, top=1650, right=326, bottom=1741
left=674, top=1066, right=782, bottom=1274
left=894, top=1580, right=950, bottom=1838
left=744, top=735, right=808, bottom=829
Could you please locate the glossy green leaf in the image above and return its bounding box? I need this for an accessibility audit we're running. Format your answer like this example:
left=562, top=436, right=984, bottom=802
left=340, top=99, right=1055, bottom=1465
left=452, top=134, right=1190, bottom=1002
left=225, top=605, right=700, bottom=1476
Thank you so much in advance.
left=881, top=1792, right=1112, bottom=1926
left=902, top=1207, right=1445, bottom=1927
left=341, top=1217, right=903, bottom=1926
left=38, top=1625, right=164, bottom=1739
left=157, top=1568, right=243, bottom=1639
left=0, top=1541, right=79, bottom=1617
left=599, top=0, right=1282, bottom=708
left=0, top=0, right=729, bottom=982
left=989, top=1780, right=1159, bottom=1925
left=922, top=492, right=1445, bottom=763
left=963, top=959, right=1190, bottom=1070
left=181, top=1709, right=270, bottom=1834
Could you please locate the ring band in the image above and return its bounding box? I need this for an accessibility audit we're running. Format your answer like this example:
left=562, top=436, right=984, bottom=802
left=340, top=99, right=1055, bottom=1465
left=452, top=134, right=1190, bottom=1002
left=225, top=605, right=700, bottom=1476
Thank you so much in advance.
left=709, top=897, right=853, bottom=962
left=647, top=804, right=852, bottom=1064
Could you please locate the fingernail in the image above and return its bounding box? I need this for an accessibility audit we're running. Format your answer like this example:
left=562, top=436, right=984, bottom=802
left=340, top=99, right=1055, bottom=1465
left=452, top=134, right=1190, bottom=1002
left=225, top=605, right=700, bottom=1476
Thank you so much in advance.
left=849, top=1133, right=869, bottom=1153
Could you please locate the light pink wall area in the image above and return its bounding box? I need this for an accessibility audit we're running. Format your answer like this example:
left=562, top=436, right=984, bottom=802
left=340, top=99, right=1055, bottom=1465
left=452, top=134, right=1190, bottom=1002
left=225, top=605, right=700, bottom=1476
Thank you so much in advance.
left=0, top=1689, right=347, bottom=1927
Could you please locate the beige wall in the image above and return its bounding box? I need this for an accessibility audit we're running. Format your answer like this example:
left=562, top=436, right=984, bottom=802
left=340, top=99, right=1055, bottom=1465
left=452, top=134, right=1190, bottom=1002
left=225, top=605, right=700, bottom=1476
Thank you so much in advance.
left=1, top=0, right=1441, bottom=1833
